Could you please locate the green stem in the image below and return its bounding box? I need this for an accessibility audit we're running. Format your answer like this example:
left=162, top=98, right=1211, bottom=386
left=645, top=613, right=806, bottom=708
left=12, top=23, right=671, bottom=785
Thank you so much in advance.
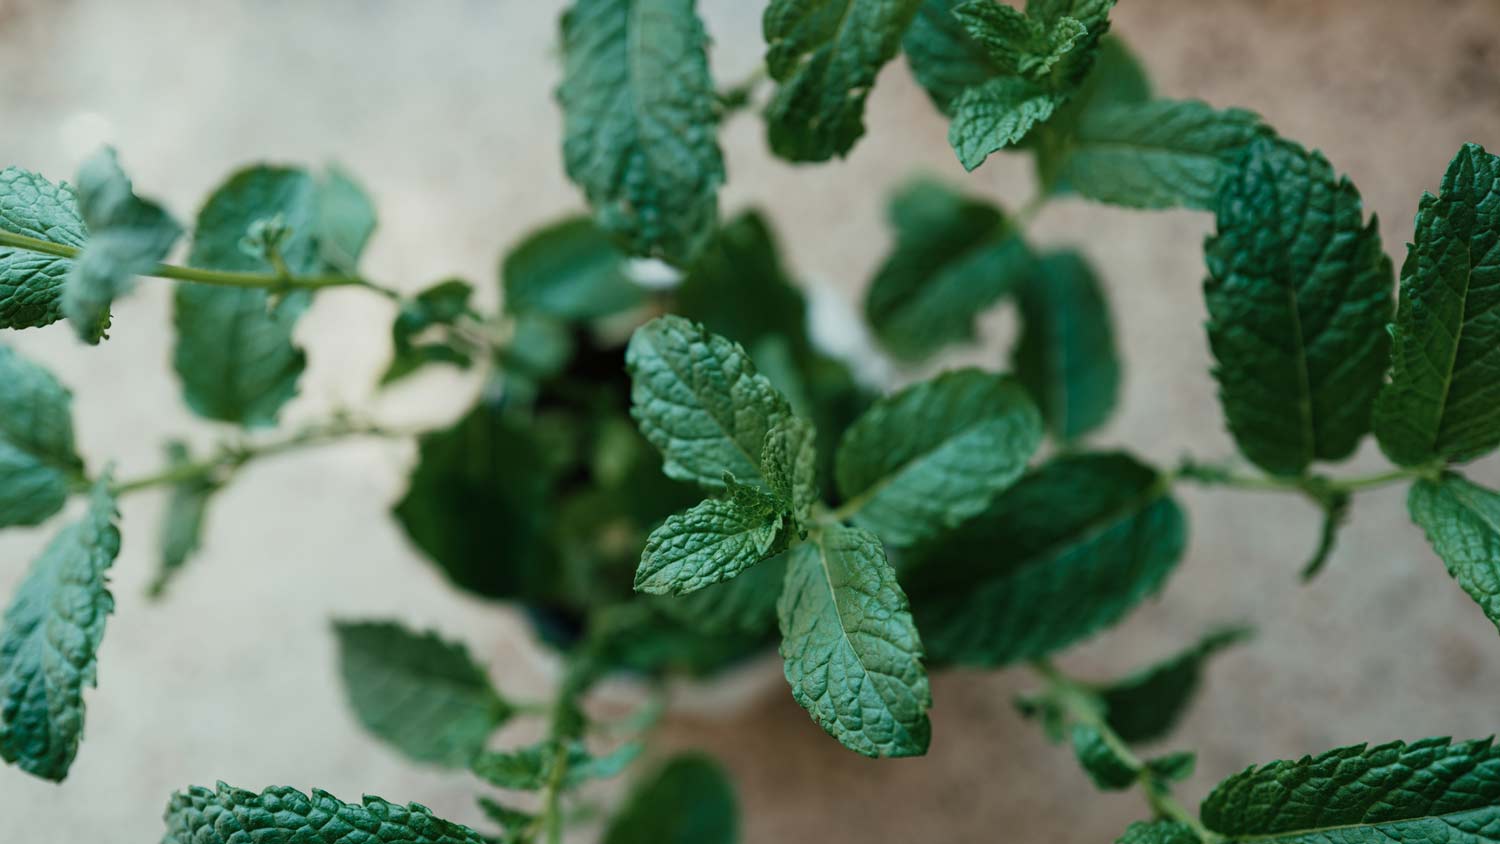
left=0, top=229, right=390, bottom=294
left=1030, top=660, right=1216, bottom=841
left=1173, top=457, right=1440, bottom=498
left=1012, top=192, right=1049, bottom=230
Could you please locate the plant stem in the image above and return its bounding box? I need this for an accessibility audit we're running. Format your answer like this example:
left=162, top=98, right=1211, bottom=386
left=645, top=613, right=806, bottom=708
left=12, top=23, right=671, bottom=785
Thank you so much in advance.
left=1030, top=660, right=1217, bottom=841
left=1172, top=457, right=1440, bottom=498
left=1012, top=192, right=1049, bottom=230
left=0, top=229, right=398, bottom=296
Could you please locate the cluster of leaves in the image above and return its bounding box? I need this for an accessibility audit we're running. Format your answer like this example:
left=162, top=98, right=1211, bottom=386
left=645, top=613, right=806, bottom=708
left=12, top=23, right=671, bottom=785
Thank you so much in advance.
left=0, top=1, right=1496, bottom=842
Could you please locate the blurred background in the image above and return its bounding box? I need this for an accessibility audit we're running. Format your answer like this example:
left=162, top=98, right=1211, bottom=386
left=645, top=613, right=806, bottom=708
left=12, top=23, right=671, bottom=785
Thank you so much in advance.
left=0, top=0, right=1498, bottom=840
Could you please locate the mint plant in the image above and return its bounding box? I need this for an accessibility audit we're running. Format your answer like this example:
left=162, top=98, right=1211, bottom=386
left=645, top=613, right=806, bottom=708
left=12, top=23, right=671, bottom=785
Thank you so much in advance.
left=0, top=2, right=1497, bottom=842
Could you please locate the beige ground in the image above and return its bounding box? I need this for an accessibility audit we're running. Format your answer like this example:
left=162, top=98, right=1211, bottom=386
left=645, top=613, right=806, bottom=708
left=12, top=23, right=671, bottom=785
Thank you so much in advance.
left=1, top=0, right=1499, bottom=841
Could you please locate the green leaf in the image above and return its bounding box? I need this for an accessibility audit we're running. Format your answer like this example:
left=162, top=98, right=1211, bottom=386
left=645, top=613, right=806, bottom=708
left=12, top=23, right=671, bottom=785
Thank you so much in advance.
left=761, top=416, right=818, bottom=525
left=903, top=0, right=1006, bottom=114
left=1039, top=99, right=1269, bottom=210
left=673, top=211, right=809, bottom=353
left=0, top=479, right=119, bottom=782
left=762, top=0, right=924, bottom=162
left=0, top=345, right=84, bottom=527
left=835, top=369, right=1042, bottom=546
left=0, top=166, right=87, bottom=330
left=626, top=315, right=793, bottom=491
left=1204, top=136, right=1394, bottom=476
left=1095, top=626, right=1252, bottom=743
left=394, top=402, right=559, bottom=601
left=471, top=743, right=553, bottom=790
left=655, top=549, right=788, bottom=634
left=333, top=621, right=511, bottom=768
left=777, top=524, right=931, bottom=757
left=1116, top=820, right=1201, bottom=844
left=602, top=754, right=738, bottom=844
left=1025, top=0, right=1116, bottom=87
left=316, top=164, right=376, bottom=275
left=1071, top=723, right=1139, bottom=790
left=502, top=216, right=644, bottom=320
left=62, top=148, right=182, bottom=343
left=907, top=451, right=1185, bottom=666
left=161, top=782, right=486, bottom=844
left=1375, top=143, right=1500, bottom=467
left=558, top=0, right=724, bottom=263
left=1202, top=736, right=1500, bottom=843
left=863, top=179, right=1033, bottom=361
left=148, top=441, right=217, bottom=599
left=476, top=797, right=534, bottom=838
left=949, top=76, right=1061, bottom=171
left=635, top=490, right=785, bottom=596
left=382, top=278, right=476, bottom=385
left=953, top=0, right=1085, bottom=82
left=173, top=166, right=327, bottom=427
left=1408, top=473, right=1500, bottom=635
left=1012, top=249, right=1120, bottom=442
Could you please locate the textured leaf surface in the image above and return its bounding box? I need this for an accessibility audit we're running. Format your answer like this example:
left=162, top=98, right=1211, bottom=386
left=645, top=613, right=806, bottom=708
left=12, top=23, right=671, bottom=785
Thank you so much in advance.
left=1033, top=35, right=1151, bottom=188
left=394, top=403, right=558, bottom=601
left=777, top=525, right=931, bottom=757
left=836, top=369, right=1042, bottom=546
left=864, top=179, right=1032, bottom=360
left=656, top=549, right=788, bottom=634
left=1095, top=626, right=1252, bottom=743
left=0, top=481, right=119, bottom=782
left=954, top=0, right=1084, bottom=81
left=558, top=0, right=723, bottom=263
left=148, top=441, right=217, bottom=598
left=62, top=148, right=182, bottom=342
left=1202, top=737, right=1500, bottom=843
left=1409, top=473, right=1500, bottom=635
left=762, top=0, right=924, bottom=161
left=161, top=782, right=486, bottom=844
left=602, top=755, right=738, bottom=844
left=173, top=166, right=324, bottom=427
left=949, top=76, right=1060, bottom=171
left=627, top=315, right=792, bottom=490
left=907, top=452, right=1185, bottom=666
left=761, top=416, right=818, bottom=524
left=1013, top=249, right=1120, bottom=441
left=0, top=167, right=86, bottom=330
left=334, top=621, right=510, bottom=768
left=502, top=216, right=643, bottom=320
left=903, top=0, right=1003, bottom=113
left=1072, top=723, right=1138, bottom=790
left=1041, top=99, right=1269, bottom=209
left=0, top=345, right=83, bottom=527
left=1376, top=143, right=1500, bottom=467
left=1205, top=136, right=1394, bottom=475
left=1116, top=820, right=1201, bottom=844
left=635, top=494, right=784, bottom=596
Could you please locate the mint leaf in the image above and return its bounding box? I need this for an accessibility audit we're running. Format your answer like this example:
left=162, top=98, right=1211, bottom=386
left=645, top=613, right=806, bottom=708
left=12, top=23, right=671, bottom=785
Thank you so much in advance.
left=778, top=524, right=931, bottom=757
left=1033, top=34, right=1151, bottom=188
left=334, top=621, right=511, bottom=768
left=148, top=441, right=217, bottom=599
left=1375, top=143, right=1500, bottom=467
left=1095, top=626, right=1252, bottom=743
left=949, top=76, right=1061, bottom=171
left=1409, top=473, right=1500, bottom=635
left=954, top=0, right=1085, bottom=82
left=903, top=0, right=1006, bottom=113
left=602, top=754, right=738, bottom=844
left=1040, top=99, right=1269, bottom=209
left=471, top=743, right=553, bottom=790
left=907, top=452, right=1185, bottom=666
left=0, top=345, right=84, bottom=527
left=1026, top=0, right=1116, bottom=87
left=502, top=216, right=643, bottom=320
left=835, top=369, right=1042, bottom=546
left=383, top=278, right=476, bottom=385
left=0, top=167, right=86, bottom=330
left=62, top=148, right=182, bottom=343
left=762, top=416, right=817, bottom=524
left=1202, top=736, right=1500, bottom=842
left=674, top=212, right=809, bottom=356
left=626, top=315, right=793, bottom=491
left=1013, top=249, right=1120, bottom=442
left=656, top=549, right=788, bottom=634
left=394, top=403, right=559, bottom=601
left=864, top=179, right=1033, bottom=360
left=1205, top=136, right=1394, bottom=476
left=1116, top=821, right=1201, bottom=844
left=1071, top=723, right=1138, bottom=790
left=173, top=166, right=324, bottom=427
left=0, top=480, right=119, bottom=782
left=316, top=164, right=376, bottom=275
left=476, top=797, right=533, bottom=837
left=762, top=0, right=924, bottom=162
left=635, top=490, right=786, bottom=596
left=558, top=0, right=724, bottom=263
left=161, top=782, right=485, bottom=844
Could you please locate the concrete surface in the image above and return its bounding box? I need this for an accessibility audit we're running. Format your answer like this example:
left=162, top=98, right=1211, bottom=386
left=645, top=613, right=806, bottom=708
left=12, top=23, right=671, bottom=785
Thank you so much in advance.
left=0, top=0, right=1498, bottom=841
